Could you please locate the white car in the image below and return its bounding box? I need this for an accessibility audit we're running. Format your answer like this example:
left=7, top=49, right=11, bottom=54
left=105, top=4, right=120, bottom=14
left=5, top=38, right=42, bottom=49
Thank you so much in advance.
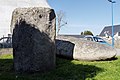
left=0, top=37, right=12, bottom=48
left=84, top=35, right=111, bottom=46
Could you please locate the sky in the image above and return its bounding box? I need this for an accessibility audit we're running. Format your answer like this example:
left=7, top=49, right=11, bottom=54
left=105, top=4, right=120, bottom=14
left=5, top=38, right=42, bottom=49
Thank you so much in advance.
left=48, top=0, right=120, bottom=35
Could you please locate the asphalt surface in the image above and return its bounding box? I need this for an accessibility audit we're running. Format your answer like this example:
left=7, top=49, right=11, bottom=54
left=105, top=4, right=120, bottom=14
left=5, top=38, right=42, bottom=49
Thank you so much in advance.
left=0, top=48, right=13, bottom=55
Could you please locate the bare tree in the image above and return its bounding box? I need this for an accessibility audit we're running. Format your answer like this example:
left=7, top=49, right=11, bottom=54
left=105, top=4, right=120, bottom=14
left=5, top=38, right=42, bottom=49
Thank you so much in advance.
left=56, top=10, right=67, bottom=35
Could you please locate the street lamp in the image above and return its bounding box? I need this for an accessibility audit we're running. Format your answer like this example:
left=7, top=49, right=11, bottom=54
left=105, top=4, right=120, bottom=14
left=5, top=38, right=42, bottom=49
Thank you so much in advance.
left=108, top=0, right=116, bottom=48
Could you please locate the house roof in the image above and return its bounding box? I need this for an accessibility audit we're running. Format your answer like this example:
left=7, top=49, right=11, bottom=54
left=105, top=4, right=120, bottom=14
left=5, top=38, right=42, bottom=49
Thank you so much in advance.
left=99, top=25, right=120, bottom=36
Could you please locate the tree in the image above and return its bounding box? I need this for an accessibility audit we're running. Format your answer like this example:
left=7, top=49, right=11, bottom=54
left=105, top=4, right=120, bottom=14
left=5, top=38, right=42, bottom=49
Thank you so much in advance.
left=81, top=30, right=93, bottom=36
left=80, top=32, right=84, bottom=35
left=56, top=10, right=67, bottom=35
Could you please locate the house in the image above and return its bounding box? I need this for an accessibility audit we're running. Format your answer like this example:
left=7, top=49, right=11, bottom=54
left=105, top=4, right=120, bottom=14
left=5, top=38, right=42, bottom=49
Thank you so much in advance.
left=99, top=25, right=120, bottom=38
left=0, top=0, right=50, bottom=38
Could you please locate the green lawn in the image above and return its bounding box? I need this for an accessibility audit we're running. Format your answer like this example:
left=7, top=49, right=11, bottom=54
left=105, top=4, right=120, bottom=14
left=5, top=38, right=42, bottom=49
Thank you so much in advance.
left=0, top=54, right=120, bottom=80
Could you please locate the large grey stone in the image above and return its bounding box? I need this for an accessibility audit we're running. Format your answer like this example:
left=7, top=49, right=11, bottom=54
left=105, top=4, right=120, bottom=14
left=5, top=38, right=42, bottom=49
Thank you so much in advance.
left=56, top=36, right=117, bottom=61
left=10, top=7, right=56, bottom=73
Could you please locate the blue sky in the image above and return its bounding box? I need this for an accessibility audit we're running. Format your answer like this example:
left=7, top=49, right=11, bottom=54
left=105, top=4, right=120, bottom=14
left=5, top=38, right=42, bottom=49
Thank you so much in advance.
left=48, top=0, right=120, bottom=35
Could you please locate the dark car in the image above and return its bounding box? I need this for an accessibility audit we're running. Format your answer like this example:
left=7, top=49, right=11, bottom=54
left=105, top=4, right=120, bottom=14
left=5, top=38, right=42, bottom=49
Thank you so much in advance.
left=0, top=37, right=12, bottom=48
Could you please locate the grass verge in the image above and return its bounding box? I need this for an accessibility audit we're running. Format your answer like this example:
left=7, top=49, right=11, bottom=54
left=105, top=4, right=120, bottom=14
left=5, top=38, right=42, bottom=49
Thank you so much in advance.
left=0, top=54, right=120, bottom=80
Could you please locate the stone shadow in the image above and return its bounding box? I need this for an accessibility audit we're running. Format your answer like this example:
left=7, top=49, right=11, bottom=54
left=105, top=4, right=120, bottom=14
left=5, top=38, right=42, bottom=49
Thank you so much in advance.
left=12, top=20, right=55, bottom=73
left=56, top=39, right=75, bottom=59
left=0, top=58, right=103, bottom=80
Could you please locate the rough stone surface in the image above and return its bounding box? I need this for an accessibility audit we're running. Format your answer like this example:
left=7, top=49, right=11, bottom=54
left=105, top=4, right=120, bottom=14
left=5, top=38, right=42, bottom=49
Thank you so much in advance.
left=56, top=40, right=74, bottom=59
left=56, top=36, right=117, bottom=61
left=11, top=7, right=56, bottom=73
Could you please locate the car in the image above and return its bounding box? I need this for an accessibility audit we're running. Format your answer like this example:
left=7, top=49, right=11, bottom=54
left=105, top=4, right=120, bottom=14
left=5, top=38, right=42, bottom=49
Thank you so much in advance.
left=0, top=37, right=12, bottom=48
left=84, top=35, right=111, bottom=46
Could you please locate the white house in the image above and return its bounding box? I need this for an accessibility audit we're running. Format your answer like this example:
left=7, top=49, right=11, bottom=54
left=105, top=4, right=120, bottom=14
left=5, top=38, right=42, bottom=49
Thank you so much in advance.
left=0, top=0, right=50, bottom=38
left=100, top=25, right=120, bottom=39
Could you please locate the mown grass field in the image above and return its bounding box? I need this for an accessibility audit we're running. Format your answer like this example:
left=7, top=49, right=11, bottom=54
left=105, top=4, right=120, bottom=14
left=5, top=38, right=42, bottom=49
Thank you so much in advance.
left=0, top=54, right=120, bottom=80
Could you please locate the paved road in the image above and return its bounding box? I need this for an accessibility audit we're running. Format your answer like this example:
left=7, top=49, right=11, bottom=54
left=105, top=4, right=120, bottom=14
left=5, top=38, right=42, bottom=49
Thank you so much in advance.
left=0, top=48, right=13, bottom=55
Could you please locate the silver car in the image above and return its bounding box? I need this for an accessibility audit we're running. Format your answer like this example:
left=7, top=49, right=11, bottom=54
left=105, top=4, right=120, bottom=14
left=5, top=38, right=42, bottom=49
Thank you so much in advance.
left=84, top=35, right=111, bottom=46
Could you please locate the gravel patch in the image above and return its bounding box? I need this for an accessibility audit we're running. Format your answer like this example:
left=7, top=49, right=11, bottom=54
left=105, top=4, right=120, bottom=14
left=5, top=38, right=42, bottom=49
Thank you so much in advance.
left=0, top=48, right=13, bottom=55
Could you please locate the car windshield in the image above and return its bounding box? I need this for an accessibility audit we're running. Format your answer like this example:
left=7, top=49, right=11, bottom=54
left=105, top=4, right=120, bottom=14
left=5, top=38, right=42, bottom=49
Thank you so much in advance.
left=85, top=37, right=93, bottom=41
left=0, top=37, right=12, bottom=43
left=93, top=37, right=106, bottom=43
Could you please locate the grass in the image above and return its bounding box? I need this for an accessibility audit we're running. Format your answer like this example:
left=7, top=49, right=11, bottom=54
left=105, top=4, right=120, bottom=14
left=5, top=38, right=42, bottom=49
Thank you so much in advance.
left=0, top=54, right=120, bottom=80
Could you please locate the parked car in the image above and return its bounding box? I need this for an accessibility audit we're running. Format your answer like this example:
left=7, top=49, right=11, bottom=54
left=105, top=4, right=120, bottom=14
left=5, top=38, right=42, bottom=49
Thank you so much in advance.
left=0, top=37, right=12, bottom=48
left=84, top=35, right=111, bottom=46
